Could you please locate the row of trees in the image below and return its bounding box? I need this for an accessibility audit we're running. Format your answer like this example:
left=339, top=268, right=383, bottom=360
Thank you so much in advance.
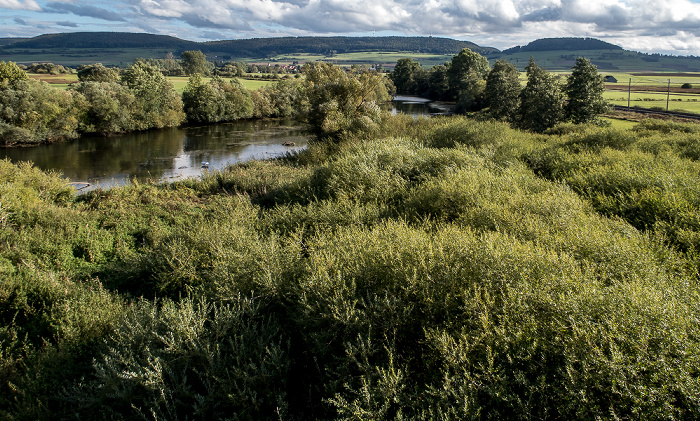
left=1, top=59, right=393, bottom=145
left=391, top=50, right=609, bottom=131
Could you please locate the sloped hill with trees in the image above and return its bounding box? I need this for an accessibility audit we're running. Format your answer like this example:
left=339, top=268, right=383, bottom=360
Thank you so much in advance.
left=503, top=37, right=623, bottom=53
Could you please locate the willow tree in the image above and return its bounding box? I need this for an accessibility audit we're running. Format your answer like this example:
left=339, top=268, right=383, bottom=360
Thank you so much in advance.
left=302, top=63, right=390, bottom=142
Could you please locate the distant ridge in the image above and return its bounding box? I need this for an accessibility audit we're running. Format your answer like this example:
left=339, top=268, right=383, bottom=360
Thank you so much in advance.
left=0, top=32, right=497, bottom=56
left=201, top=36, right=498, bottom=56
left=503, top=37, right=623, bottom=54
left=5, top=32, right=198, bottom=49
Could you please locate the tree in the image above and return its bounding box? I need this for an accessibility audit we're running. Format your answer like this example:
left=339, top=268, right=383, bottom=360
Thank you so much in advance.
left=302, top=63, right=389, bottom=142
left=77, top=63, right=120, bottom=83
left=73, top=81, right=138, bottom=134
left=517, top=58, right=564, bottom=132
left=0, top=61, right=28, bottom=86
left=564, top=57, right=609, bottom=124
left=182, top=75, right=253, bottom=123
left=484, top=60, right=521, bottom=123
left=180, top=50, right=210, bottom=76
left=121, top=61, right=185, bottom=129
left=448, top=48, right=491, bottom=110
left=427, top=64, right=450, bottom=101
left=0, top=79, right=83, bottom=144
left=390, top=58, right=422, bottom=94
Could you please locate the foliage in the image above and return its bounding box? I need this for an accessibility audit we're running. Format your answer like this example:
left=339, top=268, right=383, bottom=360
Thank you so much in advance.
left=484, top=59, right=521, bottom=122
left=301, top=63, right=389, bottom=142
left=448, top=48, right=490, bottom=111
left=390, top=58, right=423, bottom=94
left=565, top=57, right=610, bottom=124
left=180, top=50, right=210, bottom=76
left=72, top=81, right=138, bottom=133
left=76, top=63, right=120, bottom=83
left=121, top=61, right=185, bottom=129
left=0, top=61, right=28, bottom=85
left=182, top=74, right=253, bottom=123
left=0, top=79, right=83, bottom=145
left=3, top=88, right=700, bottom=420
left=517, top=58, right=564, bottom=132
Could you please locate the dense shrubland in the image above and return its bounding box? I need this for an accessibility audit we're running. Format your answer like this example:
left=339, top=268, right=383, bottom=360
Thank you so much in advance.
left=2, top=114, right=700, bottom=419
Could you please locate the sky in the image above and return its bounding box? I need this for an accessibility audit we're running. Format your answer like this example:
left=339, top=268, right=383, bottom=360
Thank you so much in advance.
left=2, top=0, right=700, bottom=55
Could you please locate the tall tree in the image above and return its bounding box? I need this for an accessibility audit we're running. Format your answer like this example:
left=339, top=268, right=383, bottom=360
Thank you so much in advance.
left=564, top=57, right=609, bottom=124
left=390, top=58, right=422, bottom=94
left=180, top=50, right=210, bottom=76
left=121, top=61, right=185, bottom=129
left=517, top=58, right=564, bottom=132
left=484, top=59, right=521, bottom=123
left=447, top=48, right=490, bottom=111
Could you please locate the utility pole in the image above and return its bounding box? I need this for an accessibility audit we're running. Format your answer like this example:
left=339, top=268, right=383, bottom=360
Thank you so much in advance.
left=628, top=78, right=631, bottom=109
left=666, top=79, right=671, bottom=111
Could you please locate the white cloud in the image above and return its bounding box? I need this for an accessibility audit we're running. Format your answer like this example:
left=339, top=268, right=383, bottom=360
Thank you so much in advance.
left=0, top=0, right=41, bottom=11
left=4, top=0, right=700, bottom=55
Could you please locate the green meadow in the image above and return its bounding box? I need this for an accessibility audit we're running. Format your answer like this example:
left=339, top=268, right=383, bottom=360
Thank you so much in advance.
left=3, top=114, right=700, bottom=418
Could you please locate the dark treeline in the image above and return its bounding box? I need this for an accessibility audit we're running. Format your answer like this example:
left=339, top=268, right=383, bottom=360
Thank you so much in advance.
left=391, top=49, right=609, bottom=131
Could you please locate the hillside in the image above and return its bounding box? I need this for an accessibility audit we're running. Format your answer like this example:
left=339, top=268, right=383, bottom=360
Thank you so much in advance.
left=491, top=37, right=700, bottom=71
left=502, top=37, right=623, bottom=53
left=2, top=32, right=700, bottom=71
left=0, top=32, right=496, bottom=64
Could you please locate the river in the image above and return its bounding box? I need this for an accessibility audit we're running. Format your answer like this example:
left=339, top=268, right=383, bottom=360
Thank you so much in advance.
left=0, top=97, right=445, bottom=191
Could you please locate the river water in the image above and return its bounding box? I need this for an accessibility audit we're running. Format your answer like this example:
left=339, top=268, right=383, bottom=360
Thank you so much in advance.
left=0, top=97, right=445, bottom=191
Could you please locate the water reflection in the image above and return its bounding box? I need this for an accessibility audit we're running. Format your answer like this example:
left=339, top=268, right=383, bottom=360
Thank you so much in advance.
left=390, top=95, right=454, bottom=116
left=1, top=118, right=308, bottom=191
left=1, top=100, right=445, bottom=191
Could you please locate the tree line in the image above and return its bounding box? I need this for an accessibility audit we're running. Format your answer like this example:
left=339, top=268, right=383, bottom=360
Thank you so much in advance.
left=0, top=59, right=390, bottom=146
left=391, top=49, right=609, bottom=131
left=1, top=48, right=607, bottom=146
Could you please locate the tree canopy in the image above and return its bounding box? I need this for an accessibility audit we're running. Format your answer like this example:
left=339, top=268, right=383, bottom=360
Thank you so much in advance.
left=564, top=57, right=609, bottom=124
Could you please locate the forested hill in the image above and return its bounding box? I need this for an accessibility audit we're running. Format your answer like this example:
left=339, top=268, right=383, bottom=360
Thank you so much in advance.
left=0, top=32, right=497, bottom=56
left=201, top=36, right=497, bottom=56
left=4, top=32, right=199, bottom=50
left=503, top=37, right=623, bottom=54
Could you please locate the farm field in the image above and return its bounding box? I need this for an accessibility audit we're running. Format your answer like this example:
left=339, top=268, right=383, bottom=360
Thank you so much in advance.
left=268, top=51, right=455, bottom=68
left=27, top=73, right=276, bottom=93
left=1, top=47, right=174, bottom=67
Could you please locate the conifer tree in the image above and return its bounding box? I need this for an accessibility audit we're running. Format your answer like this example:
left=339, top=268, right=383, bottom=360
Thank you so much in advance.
left=565, top=57, right=609, bottom=124
left=517, top=58, right=564, bottom=132
left=484, top=59, right=521, bottom=123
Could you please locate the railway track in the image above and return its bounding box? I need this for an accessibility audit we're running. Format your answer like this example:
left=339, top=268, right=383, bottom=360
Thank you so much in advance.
left=611, top=105, right=700, bottom=121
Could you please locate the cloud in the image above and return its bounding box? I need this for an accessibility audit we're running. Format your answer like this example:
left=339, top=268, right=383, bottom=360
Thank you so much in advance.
left=0, top=0, right=40, bottom=11
left=14, top=17, right=27, bottom=24
left=4, top=0, right=700, bottom=55
left=56, top=20, right=79, bottom=27
left=44, top=2, right=127, bottom=22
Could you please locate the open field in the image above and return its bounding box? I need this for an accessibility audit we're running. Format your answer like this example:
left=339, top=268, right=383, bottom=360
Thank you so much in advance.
left=1, top=47, right=175, bottom=67
left=268, top=51, right=455, bottom=68
left=26, top=73, right=275, bottom=93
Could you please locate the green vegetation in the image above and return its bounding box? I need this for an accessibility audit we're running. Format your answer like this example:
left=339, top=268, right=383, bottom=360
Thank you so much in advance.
left=2, top=113, right=700, bottom=418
